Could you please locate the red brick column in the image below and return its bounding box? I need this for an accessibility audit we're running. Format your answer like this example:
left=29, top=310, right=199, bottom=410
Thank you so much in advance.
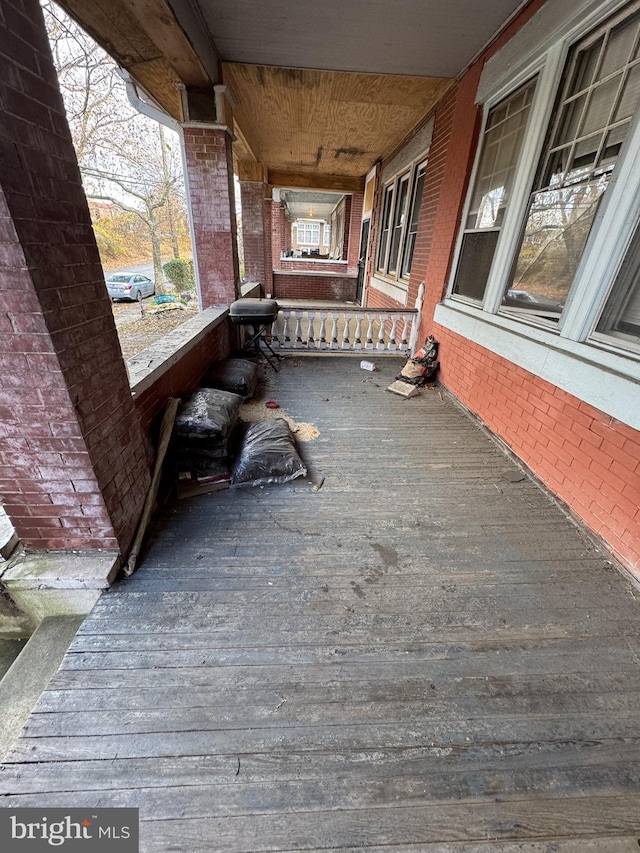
left=0, top=0, right=150, bottom=552
left=346, top=192, right=364, bottom=273
left=239, top=180, right=266, bottom=286
left=263, top=196, right=274, bottom=297
left=183, top=125, right=239, bottom=307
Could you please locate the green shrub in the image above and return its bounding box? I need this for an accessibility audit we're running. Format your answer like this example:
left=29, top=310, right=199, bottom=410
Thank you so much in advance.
left=163, top=258, right=195, bottom=293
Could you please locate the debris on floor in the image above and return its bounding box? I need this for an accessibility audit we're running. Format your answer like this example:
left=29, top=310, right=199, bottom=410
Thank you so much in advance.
left=360, top=360, right=377, bottom=371
left=387, top=335, right=440, bottom=398
left=239, top=399, right=319, bottom=442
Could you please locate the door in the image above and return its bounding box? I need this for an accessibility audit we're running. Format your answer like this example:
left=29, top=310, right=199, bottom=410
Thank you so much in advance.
left=355, top=218, right=370, bottom=305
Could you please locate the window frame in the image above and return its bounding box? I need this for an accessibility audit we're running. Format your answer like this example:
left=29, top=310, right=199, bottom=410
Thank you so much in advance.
left=435, top=0, right=640, bottom=430
left=296, top=220, right=321, bottom=246
left=375, top=157, right=428, bottom=285
left=447, top=0, right=640, bottom=360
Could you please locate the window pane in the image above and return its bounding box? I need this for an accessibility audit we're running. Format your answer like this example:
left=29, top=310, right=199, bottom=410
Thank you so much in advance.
left=505, top=6, right=640, bottom=322
left=377, top=185, right=394, bottom=269
left=452, top=79, right=537, bottom=302
left=452, top=231, right=500, bottom=300
left=505, top=178, right=608, bottom=317
left=388, top=175, right=409, bottom=273
left=401, top=165, right=426, bottom=278
left=466, top=82, right=534, bottom=231
left=596, top=219, right=640, bottom=345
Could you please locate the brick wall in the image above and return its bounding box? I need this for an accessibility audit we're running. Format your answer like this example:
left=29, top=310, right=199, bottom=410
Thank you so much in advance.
left=272, top=273, right=358, bottom=302
left=263, top=198, right=273, bottom=296
left=346, top=192, right=364, bottom=273
left=134, top=322, right=230, bottom=447
left=0, top=0, right=149, bottom=553
left=183, top=126, right=239, bottom=307
left=239, top=180, right=266, bottom=286
left=435, top=326, right=640, bottom=573
left=279, top=260, right=349, bottom=274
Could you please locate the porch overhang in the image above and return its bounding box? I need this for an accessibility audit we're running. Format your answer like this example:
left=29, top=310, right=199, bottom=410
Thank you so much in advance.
left=54, top=0, right=527, bottom=183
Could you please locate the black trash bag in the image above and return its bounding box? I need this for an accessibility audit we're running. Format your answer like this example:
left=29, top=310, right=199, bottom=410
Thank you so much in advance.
left=173, top=447, right=232, bottom=477
left=174, top=388, right=243, bottom=447
left=231, top=419, right=307, bottom=487
left=396, top=335, right=440, bottom=386
left=204, top=358, right=258, bottom=398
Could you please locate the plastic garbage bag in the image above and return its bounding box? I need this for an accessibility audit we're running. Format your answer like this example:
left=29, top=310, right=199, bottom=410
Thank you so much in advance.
left=174, top=388, right=243, bottom=448
left=204, top=358, right=258, bottom=398
left=231, top=419, right=307, bottom=487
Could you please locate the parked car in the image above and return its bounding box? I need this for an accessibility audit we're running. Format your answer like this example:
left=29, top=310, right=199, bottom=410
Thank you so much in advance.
left=504, top=289, right=564, bottom=312
left=106, top=272, right=155, bottom=302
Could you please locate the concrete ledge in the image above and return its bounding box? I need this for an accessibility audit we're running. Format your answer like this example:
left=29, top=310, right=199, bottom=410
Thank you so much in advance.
left=0, top=615, right=84, bottom=762
left=129, top=305, right=229, bottom=396
left=0, top=549, right=119, bottom=623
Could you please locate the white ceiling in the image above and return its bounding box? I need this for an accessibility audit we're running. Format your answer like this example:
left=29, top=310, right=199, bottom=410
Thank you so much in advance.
left=281, top=191, right=344, bottom=221
left=194, top=0, right=527, bottom=77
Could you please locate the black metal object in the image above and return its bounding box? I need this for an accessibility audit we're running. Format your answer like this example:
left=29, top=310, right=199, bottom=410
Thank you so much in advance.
left=229, top=298, right=282, bottom=371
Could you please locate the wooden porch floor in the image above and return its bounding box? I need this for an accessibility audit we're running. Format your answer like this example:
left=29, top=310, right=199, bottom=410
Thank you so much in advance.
left=2, top=357, right=640, bottom=851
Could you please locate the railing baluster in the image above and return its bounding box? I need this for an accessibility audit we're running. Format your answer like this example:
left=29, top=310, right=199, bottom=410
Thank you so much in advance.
left=319, top=311, right=328, bottom=350
left=294, top=310, right=303, bottom=348
left=388, top=316, right=398, bottom=351
left=281, top=309, right=291, bottom=349
left=400, top=314, right=410, bottom=351
left=376, top=313, right=387, bottom=350
left=365, top=315, right=374, bottom=349
left=342, top=312, right=351, bottom=349
left=330, top=313, right=339, bottom=349
left=306, top=311, right=315, bottom=349
left=354, top=313, right=363, bottom=350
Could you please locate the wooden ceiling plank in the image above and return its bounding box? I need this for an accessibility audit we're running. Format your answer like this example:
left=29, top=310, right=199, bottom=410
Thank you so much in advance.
left=121, top=0, right=211, bottom=87
left=268, top=171, right=365, bottom=193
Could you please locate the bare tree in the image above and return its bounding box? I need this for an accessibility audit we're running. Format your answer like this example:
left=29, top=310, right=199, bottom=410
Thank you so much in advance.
left=42, top=1, right=189, bottom=287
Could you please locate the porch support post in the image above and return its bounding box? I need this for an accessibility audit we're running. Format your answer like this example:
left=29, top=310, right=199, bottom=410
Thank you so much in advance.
left=346, top=192, right=365, bottom=273
left=263, top=187, right=274, bottom=297
left=182, top=124, right=240, bottom=308
left=237, top=161, right=268, bottom=290
left=0, top=0, right=150, bottom=553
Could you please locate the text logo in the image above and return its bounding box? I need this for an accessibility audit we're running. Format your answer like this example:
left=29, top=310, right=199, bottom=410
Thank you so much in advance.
left=0, top=809, right=138, bottom=851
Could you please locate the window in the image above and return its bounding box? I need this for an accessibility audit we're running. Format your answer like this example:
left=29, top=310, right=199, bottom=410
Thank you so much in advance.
left=452, top=81, right=537, bottom=302
left=297, top=221, right=321, bottom=245
left=323, top=224, right=330, bottom=245
left=376, top=159, right=427, bottom=281
left=595, top=217, right=640, bottom=348
left=376, top=184, right=394, bottom=270
left=502, top=6, right=640, bottom=322
left=401, top=162, right=426, bottom=279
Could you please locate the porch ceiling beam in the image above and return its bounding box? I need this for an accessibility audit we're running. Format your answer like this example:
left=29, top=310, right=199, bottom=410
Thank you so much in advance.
left=236, top=161, right=267, bottom=183
left=268, top=171, right=365, bottom=194
left=56, top=0, right=217, bottom=120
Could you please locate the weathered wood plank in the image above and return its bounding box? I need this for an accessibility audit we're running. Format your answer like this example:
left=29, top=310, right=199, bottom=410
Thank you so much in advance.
left=3, top=356, right=639, bottom=850
left=136, top=797, right=640, bottom=852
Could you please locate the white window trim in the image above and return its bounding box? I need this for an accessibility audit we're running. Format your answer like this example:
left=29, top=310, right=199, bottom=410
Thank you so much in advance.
left=372, top=155, right=428, bottom=299
left=439, top=0, right=640, bottom=430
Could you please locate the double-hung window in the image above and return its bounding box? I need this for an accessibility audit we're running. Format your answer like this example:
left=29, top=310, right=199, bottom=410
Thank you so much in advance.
left=297, top=221, right=321, bottom=246
left=503, top=5, right=640, bottom=323
left=447, top=0, right=640, bottom=363
left=376, top=159, right=427, bottom=283
left=452, top=81, right=537, bottom=302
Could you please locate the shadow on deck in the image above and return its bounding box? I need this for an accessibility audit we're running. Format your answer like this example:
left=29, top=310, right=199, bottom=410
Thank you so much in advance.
left=1, top=357, right=640, bottom=852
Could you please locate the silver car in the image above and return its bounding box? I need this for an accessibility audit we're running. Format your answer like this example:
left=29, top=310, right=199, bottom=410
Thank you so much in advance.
left=106, top=272, right=155, bottom=302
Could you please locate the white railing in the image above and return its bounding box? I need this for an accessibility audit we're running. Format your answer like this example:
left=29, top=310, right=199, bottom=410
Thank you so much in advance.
left=269, top=306, right=419, bottom=355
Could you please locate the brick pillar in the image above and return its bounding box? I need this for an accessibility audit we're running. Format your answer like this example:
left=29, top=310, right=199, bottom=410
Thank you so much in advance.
left=346, top=192, right=365, bottom=273
left=0, top=0, right=150, bottom=553
left=263, top=195, right=274, bottom=297
left=239, top=180, right=266, bottom=286
left=182, top=125, right=239, bottom=307
left=271, top=199, right=283, bottom=271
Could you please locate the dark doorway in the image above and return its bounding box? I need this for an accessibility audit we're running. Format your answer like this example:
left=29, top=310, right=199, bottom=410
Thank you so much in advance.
left=356, top=218, right=370, bottom=304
